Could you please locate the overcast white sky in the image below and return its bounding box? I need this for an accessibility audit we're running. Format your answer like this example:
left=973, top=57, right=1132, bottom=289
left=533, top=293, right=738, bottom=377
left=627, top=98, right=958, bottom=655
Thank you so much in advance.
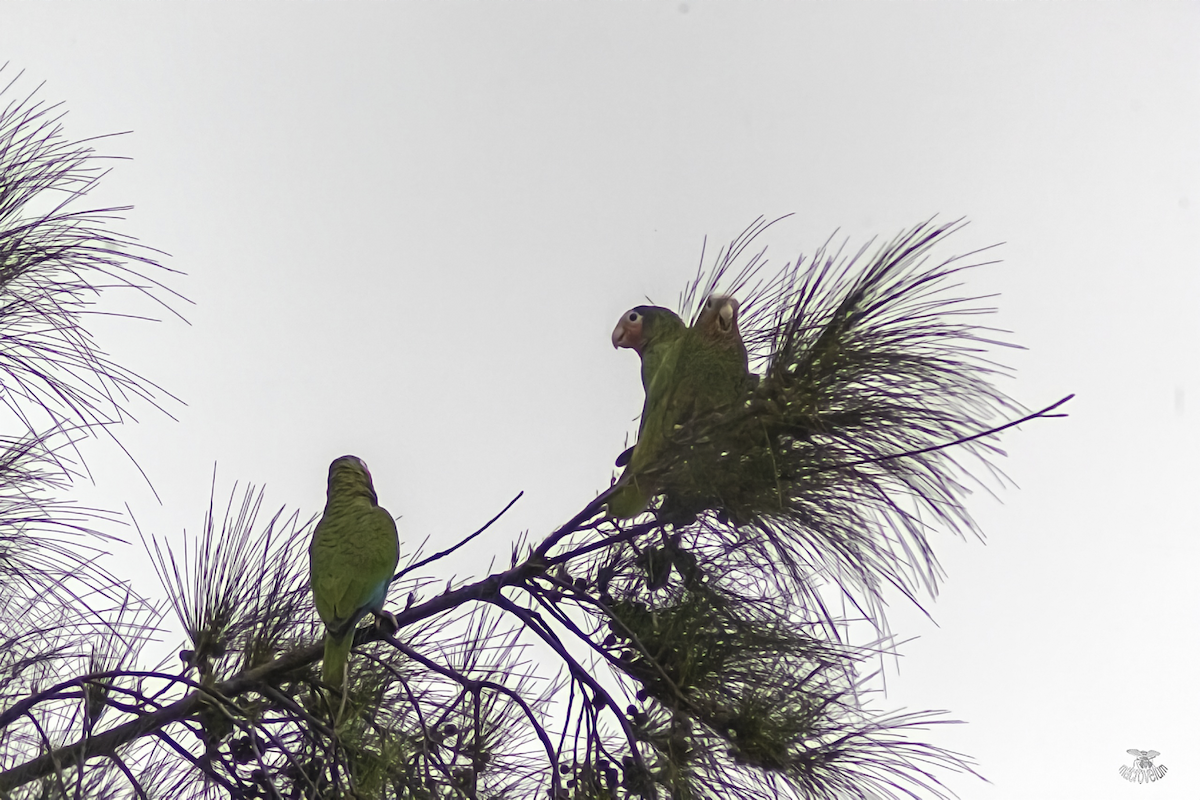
left=3, top=3, right=1198, bottom=798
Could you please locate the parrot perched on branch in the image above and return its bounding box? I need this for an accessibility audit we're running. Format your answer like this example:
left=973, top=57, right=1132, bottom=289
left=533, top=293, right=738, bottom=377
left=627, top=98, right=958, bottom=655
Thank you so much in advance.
left=607, top=296, right=752, bottom=519
left=607, top=306, right=686, bottom=517
left=308, top=455, right=400, bottom=689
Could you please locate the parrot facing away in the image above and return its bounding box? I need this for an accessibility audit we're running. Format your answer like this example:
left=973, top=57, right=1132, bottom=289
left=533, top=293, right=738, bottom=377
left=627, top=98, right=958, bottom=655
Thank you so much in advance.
left=309, top=455, right=400, bottom=689
left=607, top=295, right=752, bottom=519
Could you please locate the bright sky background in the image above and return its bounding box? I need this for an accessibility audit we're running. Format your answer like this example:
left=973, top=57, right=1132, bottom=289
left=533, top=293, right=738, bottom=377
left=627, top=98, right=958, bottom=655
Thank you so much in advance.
left=3, top=3, right=1198, bottom=798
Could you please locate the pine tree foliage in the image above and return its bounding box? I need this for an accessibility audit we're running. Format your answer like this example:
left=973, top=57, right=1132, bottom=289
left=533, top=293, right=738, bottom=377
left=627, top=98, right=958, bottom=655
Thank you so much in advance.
left=648, top=216, right=1028, bottom=629
left=0, top=67, right=173, bottom=796
left=0, top=72, right=1070, bottom=800
left=0, top=68, right=184, bottom=445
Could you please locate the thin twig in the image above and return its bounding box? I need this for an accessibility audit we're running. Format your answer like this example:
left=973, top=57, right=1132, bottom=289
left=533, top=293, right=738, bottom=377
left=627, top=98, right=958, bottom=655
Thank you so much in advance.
left=394, top=491, right=524, bottom=582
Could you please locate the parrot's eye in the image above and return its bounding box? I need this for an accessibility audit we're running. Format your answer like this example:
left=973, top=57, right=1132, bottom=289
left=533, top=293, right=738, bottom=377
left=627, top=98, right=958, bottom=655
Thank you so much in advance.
left=628, top=312, right=640, bottom=322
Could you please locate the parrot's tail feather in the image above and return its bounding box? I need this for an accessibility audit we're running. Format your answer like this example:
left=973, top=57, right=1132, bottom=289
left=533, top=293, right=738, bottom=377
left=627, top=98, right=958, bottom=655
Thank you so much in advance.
left=322, top=632, right=354, bottom=689
left=605, top=482, right=648, bottom=519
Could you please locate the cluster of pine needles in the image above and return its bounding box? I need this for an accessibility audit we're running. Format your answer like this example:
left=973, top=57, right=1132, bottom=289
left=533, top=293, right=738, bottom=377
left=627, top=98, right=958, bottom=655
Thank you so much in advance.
left=0, top=66, right=174, bottom=798
left=640, top=215, right=1043, bottom=624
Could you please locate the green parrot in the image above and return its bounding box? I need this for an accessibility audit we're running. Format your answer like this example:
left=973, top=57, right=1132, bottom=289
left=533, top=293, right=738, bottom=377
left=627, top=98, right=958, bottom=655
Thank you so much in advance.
left=688, top=293, right=749, bottom=395
left=607, top=295, right=751, bottom=519
left=308, top=455, right=400, bottom=689
left=607, top=306, right=687, bottom=517
left=661, top=293, right=753, bottom=520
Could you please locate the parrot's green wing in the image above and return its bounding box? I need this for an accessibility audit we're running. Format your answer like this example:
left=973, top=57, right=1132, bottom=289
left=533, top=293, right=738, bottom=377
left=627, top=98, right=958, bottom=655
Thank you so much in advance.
left=607, top=306, right=686, bottom=517
left=309, top=456, right=400, bottom=689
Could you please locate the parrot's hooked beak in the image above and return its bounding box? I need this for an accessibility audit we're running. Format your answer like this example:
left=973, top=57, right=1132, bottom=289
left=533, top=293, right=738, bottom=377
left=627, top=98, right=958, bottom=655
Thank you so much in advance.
left=718, top=297, right=738, bottom=332
left=612, top=320, right=637, bottom=350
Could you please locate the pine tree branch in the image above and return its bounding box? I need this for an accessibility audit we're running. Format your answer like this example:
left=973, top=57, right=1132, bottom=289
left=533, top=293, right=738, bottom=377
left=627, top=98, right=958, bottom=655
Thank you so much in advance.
left=393, top=490, right=523, bottom=582
left=489, top=594, right=657, bottom=799
left=0, top=534, right=578, bottom=792
left=377, top=631, right=563, bottom=799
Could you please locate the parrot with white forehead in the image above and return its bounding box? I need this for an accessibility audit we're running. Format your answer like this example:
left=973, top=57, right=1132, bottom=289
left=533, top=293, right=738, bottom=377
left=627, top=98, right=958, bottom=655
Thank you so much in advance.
left=308, top=455, right=400, bottom=689
left=607, top=295, right=751, bottom=518
left=611, top=305, right=688, bottom=394
left=607, top=306, right=687, bottom=517
left=688, top=293, right=750, bottom=401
